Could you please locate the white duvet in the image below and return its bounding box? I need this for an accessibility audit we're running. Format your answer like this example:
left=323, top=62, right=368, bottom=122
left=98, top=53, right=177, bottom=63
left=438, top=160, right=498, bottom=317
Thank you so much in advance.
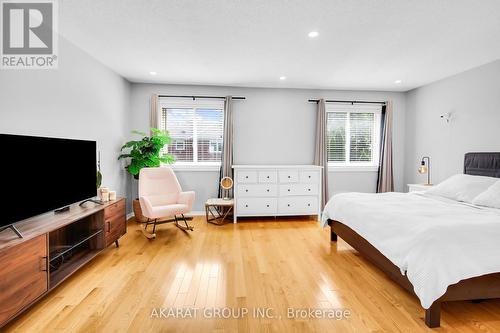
left=321, top=192, right=500, bottom=309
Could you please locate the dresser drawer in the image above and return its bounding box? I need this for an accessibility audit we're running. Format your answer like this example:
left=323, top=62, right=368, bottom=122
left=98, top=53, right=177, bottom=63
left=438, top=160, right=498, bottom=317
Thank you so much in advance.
left=237, top=198, right=277, bottom=215
left=300, top=171, right=320, bottom=183
left=278, top=197, right=318, bottom=215
left=258, top=170, right=277, bottom=183
left=279, top=184, right=318, bottom=196
left=237, top=170, right=257, bottom=183
left=238, top=184, right=278, bottom=197
left=278, top=170, right=299, bottom=183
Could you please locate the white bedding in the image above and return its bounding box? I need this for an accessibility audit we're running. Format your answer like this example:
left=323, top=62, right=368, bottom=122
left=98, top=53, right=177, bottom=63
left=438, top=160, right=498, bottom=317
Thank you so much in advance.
left=321, top=192, right=500, bottom=309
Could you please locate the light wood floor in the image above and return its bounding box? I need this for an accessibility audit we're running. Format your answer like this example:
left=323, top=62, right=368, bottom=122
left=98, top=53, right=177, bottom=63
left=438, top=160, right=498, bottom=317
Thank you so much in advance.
left=5, top=217, right=500, bottom=333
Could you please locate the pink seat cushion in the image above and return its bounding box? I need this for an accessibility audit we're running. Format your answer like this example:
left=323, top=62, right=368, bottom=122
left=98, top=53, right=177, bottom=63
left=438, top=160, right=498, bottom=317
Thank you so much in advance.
left=149, top=204, right=190, bottom=218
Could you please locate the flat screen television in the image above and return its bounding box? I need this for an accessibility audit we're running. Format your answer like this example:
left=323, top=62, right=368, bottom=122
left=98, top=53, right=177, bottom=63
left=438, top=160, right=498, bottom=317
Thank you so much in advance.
left=0, top=134, right=97, bottom=230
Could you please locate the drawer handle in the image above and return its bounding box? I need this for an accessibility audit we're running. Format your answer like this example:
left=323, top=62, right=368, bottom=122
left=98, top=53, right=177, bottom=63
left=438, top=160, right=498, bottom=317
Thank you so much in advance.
left=288, top=176, right=291, bottom=178
left=308, top=204, right=311, bottom=207
left=308, top=188, right=311, bottom=191
left=287, top=189, right=290, bottom=192
left=308, top=176, right=311, bottom=178
left=39, top=256, right=48, bottom=272
left=266, top=189, right=269, bottom=192
left=245, top=204, right=248, bottom=208
left=287, top=204, right=291, bottom=207
left=245, top=176, right=249, bottom=178
left=107, top=221, right=111, bottom=232
left=266, top=205, right=269, bottom=208
left=267, top=176, right=270, bottom=179
left=245, top=189, right=248, bottom=192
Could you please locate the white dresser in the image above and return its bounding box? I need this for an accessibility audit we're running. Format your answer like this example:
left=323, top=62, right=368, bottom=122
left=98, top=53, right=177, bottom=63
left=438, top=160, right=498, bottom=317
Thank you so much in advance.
left=232, top=165, right=322, bottom=223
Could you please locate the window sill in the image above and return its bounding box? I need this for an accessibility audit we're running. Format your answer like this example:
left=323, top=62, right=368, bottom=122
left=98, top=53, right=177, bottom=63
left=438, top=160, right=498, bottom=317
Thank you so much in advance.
left=328, top=165, right=379, bottom=172
left=167, top=163, right=221, bottom=172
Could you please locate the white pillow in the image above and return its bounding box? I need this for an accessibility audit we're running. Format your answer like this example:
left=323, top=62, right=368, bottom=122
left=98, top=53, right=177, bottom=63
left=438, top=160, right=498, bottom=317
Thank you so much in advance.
left=425, top=174, right=498, bottom=203
left=472, top=180, right=500, bottom=209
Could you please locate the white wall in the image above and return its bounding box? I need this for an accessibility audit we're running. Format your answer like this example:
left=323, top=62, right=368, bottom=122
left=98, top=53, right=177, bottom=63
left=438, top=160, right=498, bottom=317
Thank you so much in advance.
left=404, top=59, right=500, bottom=188
left=0, top=37, right=131, bottom=204
left=130, top=83, right=406, bottom=211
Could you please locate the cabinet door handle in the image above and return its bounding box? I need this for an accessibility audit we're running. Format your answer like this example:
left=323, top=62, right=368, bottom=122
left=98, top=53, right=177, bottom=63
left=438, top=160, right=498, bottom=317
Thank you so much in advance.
left=266, top=204, right=269, bottom=208
left=107, top=221, right=111, bottom=232
left=39, top=256, right=48, bottom=272
left=245, top=204, right=248, bottom=208
left=266, top=189, right=269, bottom=192
left=287, top=189, right=290, bottom=192
left=288, top=175, right=291, bottom=178
left=267, top=176, right=270, bottom=179
left=287, top=204, right=291, bottom=207
left=308, top=188, right=311, bottom=191
left=245, top=189, right=248, bottom=192
left=245, top=176, right=249, bottom=178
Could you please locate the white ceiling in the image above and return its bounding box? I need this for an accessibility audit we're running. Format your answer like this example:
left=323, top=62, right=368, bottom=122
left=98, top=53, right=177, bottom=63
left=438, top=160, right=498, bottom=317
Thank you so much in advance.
left=59, top=0, right=500, bottom=91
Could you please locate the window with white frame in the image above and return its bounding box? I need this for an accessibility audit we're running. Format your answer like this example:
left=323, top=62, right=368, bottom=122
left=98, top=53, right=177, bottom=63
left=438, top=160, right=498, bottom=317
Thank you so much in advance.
left=159, top=98, right=224, bottom=166
left=326, top=103, right=382, bottom=168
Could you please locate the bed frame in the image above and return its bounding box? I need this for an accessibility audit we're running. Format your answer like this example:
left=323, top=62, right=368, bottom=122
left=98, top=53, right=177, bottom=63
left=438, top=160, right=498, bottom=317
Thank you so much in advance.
left=329, top=152, right=500, bottom=328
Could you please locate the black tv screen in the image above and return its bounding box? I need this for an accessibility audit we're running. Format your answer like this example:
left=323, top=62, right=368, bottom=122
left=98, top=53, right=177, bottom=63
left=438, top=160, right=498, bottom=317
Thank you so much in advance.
left=0, top=134, right=97, bottom=228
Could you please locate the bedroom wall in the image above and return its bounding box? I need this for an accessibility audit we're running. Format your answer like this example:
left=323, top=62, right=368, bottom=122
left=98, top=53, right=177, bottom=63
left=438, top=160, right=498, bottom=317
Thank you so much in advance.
left=404, top=59, right=500, bottom=188
left=129, top=84, right=406, bottom=211
left=0, top=37, right=131, bottom=205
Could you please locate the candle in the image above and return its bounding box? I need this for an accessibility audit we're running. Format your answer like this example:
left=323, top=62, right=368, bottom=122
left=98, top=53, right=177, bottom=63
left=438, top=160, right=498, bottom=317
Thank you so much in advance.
left=109, top=191, right=117, bottom=201
left=101, top=192, right=110, bottom=202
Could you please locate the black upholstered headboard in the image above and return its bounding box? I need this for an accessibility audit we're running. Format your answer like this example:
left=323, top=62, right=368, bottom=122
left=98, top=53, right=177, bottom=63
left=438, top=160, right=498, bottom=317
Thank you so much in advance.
left=464, top=153, right=500, bottom=178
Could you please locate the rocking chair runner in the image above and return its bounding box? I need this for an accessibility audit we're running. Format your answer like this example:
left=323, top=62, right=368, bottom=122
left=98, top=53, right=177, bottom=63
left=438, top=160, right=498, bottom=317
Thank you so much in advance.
left=138, top=167, right=195, bottom=239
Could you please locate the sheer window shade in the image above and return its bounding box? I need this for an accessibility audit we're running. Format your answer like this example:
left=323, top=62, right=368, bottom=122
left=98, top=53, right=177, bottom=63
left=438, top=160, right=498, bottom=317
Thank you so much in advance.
left=326, top=104, right=381, bottom=167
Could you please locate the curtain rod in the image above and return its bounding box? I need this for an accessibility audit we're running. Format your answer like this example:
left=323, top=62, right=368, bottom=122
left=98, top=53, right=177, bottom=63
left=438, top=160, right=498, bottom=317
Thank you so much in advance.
left=158, top=95, right=245, bottom=100
left=308, top=99, right=386, bottom=105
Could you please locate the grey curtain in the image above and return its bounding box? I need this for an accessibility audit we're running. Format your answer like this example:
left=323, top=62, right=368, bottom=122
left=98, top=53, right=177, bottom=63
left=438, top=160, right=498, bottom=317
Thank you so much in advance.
left=377, top=100, right=394, bottom=192
left=314, top=99, right=329, bottom=208
left=150, top=94, right=159, bottom=135
left=219, top=96, right=234, bottom=198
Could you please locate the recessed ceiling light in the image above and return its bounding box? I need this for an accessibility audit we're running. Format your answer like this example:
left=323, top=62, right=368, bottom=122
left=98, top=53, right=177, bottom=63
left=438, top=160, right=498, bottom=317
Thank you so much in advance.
left=394, top=79, right=402, bottom=84
left=308, top=31, right=319, bottom=38
left=279, top=76, right=287, bottom=80
left=149, top=71, right=157, bottom=76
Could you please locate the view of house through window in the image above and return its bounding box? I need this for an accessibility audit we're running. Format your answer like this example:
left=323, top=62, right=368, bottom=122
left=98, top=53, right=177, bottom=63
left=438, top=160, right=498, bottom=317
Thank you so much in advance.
left=160, top=98, right=224, bottom=165
left=326, top=104, right=382, bottom=167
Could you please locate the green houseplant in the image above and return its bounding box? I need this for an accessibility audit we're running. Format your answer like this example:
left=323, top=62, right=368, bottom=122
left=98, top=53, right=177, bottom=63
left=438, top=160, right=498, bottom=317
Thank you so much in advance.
left=118, top=128, right=175, bottom=221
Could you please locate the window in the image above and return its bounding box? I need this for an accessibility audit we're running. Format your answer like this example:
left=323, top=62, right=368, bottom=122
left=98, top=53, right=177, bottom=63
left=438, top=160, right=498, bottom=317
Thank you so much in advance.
left=326, top=104, right=382, bottom=169
left=160, top=98, right=224, bottom=167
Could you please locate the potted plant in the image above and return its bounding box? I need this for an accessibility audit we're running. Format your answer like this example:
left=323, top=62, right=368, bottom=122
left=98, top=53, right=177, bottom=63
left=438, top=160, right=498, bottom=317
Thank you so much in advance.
left=119, top=128, right=175, bottom=222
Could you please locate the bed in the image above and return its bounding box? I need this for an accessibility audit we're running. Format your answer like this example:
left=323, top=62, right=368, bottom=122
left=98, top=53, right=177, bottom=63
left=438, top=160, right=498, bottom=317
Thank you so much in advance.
left=322, top=153, right=500, bottom=328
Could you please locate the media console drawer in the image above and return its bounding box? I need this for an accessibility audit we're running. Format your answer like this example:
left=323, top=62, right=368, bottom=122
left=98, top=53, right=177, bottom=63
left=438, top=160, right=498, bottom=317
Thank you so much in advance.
left=104, top=199, right=125, bottom=219
left=0, top=234, right=48, bottom=325
left=104, top=198, right=126, bottom=247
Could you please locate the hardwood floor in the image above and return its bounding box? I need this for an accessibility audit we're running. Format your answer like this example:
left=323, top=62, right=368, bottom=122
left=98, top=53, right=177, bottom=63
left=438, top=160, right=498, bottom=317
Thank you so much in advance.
left=5, top=217, right=500, bottom=333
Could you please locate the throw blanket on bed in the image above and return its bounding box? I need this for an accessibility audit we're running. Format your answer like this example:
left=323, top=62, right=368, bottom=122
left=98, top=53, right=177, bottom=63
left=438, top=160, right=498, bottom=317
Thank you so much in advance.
left=321, top=192, right=500, bottom=309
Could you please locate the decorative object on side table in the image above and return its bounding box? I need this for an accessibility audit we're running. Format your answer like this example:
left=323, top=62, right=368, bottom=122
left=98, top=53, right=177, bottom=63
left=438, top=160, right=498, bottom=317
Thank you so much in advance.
left=220, top=176, right=234, bottom=200
left=205, top=198, right=234, bottom=225
left=418, top=156, right=432, bottom=185
left=118, top=128, right=175, bottom=223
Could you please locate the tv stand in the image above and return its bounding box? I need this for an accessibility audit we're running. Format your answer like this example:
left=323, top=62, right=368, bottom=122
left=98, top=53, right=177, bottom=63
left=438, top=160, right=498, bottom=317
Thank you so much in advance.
left=79, top=199, right=105, bottom=206
left=0, top=198, right=126, bottom=328
left=0, top=225, right=23, bottom=239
